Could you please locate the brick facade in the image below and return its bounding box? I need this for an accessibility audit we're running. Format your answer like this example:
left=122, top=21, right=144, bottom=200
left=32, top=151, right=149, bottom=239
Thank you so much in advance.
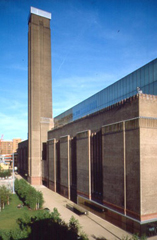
left=40, top=94, right=157, bottom=236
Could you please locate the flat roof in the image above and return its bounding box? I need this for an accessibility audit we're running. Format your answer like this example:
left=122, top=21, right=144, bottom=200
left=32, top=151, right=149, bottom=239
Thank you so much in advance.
left=30, top=7, right=51, bottom=19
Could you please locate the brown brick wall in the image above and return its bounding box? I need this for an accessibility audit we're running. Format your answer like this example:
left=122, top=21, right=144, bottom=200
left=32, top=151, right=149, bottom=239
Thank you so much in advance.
left=76, top=130, right=91, bottom=199
left=125, top=120, right=140, bottom=219
left=102, top=122, right=124, bottom=212
left=49, top=95, right=140, bottom=140
left=139, top=94, right=157, bottom=118
left=28, top=11, right=53, bottom=185
left=59, top=135, right=70, bottom=199
left=18, top=140, right=28, bottom=177
left=46, top=95, right=157, bottom=220
left=48, top=139, right=56, bottom=191
left=140, top=119, right=157, bottom=219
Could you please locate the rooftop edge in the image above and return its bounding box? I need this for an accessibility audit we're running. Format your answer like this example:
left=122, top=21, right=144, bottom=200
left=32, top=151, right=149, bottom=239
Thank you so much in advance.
left=30, top=7, right=51, bottom=20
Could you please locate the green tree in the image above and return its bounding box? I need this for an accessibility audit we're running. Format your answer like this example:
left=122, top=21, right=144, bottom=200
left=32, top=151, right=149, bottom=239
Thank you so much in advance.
left=36, top=190, right=44, bottom=210
left=0, top=185, right=11, bottom=210
left=25, top=186, right=37, bottom=209
left=51, top=207, right=61, bottom=222
left=69, top=216, right=81, bottom=234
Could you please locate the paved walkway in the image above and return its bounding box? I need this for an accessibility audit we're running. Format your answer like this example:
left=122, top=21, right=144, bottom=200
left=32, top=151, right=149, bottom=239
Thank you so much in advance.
left=34, top=184, right=131, bottom=240
left=15, top=175, right=156, bottom=240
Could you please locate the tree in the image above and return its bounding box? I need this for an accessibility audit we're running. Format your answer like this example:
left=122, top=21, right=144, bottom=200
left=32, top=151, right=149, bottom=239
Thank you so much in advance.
left=25, top=186, right=37, bottom=209
left=0, top=185, right=11, bottom=210
left=36, top=191, right=44, bottom=210
left=69, top=216, right=81, bottom=234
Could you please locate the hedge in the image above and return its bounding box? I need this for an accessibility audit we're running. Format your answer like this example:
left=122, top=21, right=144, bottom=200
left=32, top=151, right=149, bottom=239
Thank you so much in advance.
left=15, top=179, right=44, bottom=210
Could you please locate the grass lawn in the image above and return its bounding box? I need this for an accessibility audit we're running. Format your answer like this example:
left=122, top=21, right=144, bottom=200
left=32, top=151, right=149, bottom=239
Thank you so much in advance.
left=0, top=193, right=40, bottom=230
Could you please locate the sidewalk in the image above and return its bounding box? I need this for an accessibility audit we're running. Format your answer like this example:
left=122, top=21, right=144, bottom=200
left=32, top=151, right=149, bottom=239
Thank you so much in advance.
left=34, top=184, right=131, bottom=240
left=15, top=175, right=155, bottom=240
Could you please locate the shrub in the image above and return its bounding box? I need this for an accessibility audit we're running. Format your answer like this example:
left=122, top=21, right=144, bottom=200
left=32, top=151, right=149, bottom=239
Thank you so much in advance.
left=69, top=216, right=81, bottom=234
left=0, top=170, right=11, bottom=178
left=68, top=216, right=89, bottom=239
left=0, top=230, right=11, bottom=240
left=15, top=179, right=44, bottom=210
left=79, top=231, right=89, bottom=240
left=121, top=235, right=147, bottom=240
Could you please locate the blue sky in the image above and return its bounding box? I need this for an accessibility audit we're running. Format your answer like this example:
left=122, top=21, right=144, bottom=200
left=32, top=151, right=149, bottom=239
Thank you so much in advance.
left=0, top=0, right=157, bottom=140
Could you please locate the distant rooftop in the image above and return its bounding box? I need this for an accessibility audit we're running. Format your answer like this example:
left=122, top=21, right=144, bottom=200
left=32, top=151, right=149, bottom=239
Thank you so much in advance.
left=30, top=7, right=51, bottom=19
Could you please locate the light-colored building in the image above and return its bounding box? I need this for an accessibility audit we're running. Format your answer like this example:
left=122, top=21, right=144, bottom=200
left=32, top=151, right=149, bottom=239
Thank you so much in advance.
left=12, top=139, right=21, bottom=153
left=0, top=139, right=21, bottom=155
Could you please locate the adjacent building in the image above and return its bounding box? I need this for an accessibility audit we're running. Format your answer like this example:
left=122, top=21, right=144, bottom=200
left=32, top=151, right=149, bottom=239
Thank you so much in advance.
left=0, top=139, right=21, bottom=155
left=0, top=139, right=21, bottom=169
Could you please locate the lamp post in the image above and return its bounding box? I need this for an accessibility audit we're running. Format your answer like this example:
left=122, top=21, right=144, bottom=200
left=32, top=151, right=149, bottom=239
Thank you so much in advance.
left=12, top=153, right=15, bottom=194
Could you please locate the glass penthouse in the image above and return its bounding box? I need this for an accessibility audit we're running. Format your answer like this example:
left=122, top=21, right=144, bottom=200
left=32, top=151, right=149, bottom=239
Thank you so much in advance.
left=54, top=58, right=157, bottom=127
